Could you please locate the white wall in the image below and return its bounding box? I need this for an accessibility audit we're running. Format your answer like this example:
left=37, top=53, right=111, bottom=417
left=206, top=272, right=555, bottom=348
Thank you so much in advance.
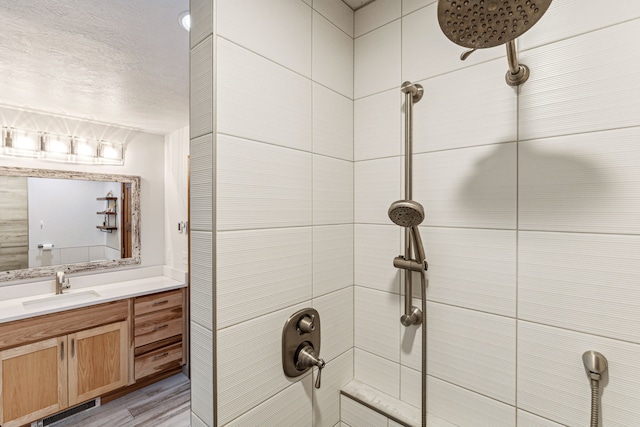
left=353, top=1, right=640, bottom=426
left=27, top=178, right=122, bottom=266
left=189, top=0, right=355, bottom=425
left=164, top=126, right=190, bottom=272
left=0, top=106, right=166, bottom=272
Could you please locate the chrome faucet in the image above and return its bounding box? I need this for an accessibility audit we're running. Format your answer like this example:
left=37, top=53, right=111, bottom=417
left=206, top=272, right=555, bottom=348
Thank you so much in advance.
left=55, top=271, right=71, bottom=294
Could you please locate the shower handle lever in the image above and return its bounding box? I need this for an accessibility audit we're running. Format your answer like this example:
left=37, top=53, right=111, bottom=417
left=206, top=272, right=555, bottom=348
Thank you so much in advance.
left=296, top=344, right=325, bottom=389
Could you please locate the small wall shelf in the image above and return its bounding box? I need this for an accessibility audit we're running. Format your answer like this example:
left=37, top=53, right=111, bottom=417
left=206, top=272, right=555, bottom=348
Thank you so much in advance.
left=97, top=197, right=118, bottom=233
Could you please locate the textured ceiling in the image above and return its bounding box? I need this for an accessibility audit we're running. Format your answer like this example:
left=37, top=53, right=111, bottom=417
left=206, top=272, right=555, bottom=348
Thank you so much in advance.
left=0, top=0, right=189, bottom=135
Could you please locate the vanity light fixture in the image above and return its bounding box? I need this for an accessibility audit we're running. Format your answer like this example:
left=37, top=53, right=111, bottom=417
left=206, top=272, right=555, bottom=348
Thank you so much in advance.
left=1, top=126, right=124, bottom=165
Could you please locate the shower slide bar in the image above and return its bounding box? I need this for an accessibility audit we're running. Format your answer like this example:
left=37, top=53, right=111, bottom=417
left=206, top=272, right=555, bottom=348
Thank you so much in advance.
left=389, top=81, right=428, bottom=328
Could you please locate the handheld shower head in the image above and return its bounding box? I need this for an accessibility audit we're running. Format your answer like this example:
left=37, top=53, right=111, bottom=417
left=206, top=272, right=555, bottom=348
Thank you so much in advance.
left=437, top=0, right=552, bottom=49
left=389, top=200, right=426, bottom=265
left=388, top=200, right=424, bottom=227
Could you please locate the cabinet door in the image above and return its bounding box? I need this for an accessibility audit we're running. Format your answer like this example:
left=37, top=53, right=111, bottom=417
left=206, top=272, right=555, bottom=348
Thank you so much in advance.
left=68, top=321, right=128, bottom=406
left=0, top=337, right=68, bottom=427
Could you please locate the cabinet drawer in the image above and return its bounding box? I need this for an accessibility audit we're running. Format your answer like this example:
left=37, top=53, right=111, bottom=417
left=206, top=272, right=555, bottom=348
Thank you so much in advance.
left=134, top=289, right=182, bottom=317
left=134, top=342, right=183, bottom=380
left=134, top=308, right=182, bottom=348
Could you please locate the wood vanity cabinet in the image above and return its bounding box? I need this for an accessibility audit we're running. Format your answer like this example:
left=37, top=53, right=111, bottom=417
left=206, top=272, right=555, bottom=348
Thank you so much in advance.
left=0, top=301, right=129, bottom=427
left=0, top=337, right=67, bottom=427
left=0, top=289, right=185, bottom=427
left=133, top=289, right=185, bottom=380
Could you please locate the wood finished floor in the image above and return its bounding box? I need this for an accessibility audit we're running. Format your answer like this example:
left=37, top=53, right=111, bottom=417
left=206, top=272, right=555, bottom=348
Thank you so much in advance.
left=51, top=374, right=190, bottom=427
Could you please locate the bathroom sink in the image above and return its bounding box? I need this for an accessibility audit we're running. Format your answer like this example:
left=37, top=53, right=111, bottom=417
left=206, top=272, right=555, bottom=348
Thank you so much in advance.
left=22, top=290, right=102, bottom=310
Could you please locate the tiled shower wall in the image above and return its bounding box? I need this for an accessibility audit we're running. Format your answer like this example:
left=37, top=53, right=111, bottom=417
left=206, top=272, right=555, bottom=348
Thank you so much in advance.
left=353, top=0, right=640, bottom=426
left=190, top=0, right=356, bottom=426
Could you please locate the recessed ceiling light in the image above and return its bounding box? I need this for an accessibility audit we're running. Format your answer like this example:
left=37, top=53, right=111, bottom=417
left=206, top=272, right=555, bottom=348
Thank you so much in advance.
left=178, top=11, right=190, bottom=31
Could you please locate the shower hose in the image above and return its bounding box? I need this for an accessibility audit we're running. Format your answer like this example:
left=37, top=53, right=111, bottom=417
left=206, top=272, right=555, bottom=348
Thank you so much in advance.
left=420, top=271, right=426, bottom=427
left=590, top=379, right=600, bottom=427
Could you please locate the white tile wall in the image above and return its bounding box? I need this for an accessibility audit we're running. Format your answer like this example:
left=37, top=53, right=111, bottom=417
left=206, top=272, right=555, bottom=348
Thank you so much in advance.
left=411, top=60, right=518, bottom=154
left=218, top=0, right=312, bottom=77
left=400, top=365, right=420, bottom=409
left=313, top=288, right=354, bottom=362
left=190, top=133, right=213, bottom=231
left=354, top=349, right=400, bottom=399
left=313, top=0, right=355, bottom=37
left=519, top=128, right=640, bottom=234
left=217, top=301, right=309, bottom=425
left=191, top=323, right=215, bottom=426
left=518, top=321, right=640, bottom=426
left=217, top=38, right=312, bottom=151
left=517, top=410, right=565, bottom=427
left=313, top=225, right=354, bottom=297
left=203, top=2, right=356, bottom=425
left=313, top=83, right=354, bottom=161
left=217, top=227, right=312, bottom=328
left=190, top=0, right=213, bottom=48
left=313, top=155, right=354, bottom=225
left=519, top=20, right=640, bottom=141
left=191, top=231, right=214, bottom=330
left=354, top=224, right=401, bottom=294
left=313, top=12, right=354, bottom=98
left=425, top=302, right=516, bottom=405
left=190, top=412, right=208, bottom=427
left=313, top=350, right=354, bottom=427
left=413, top=144, right=517, bottom=229
left=217, top=134, right=312, bottom=230
left=520, top=0, right=640, bottom=52
left=401, top=4, right=505, bottom=82
left=519, top=231, right=640, bottom=344
left=190, top=36, right=214, bottom=139
left=354, top=88, right=401, bottom=161
left=59, top=247, right=89, bottom=264
left=427, top=376, right=516, bottom=427
left=424, top=227, right=516, bottom=317
left=354, top=157, right=401, bottom=224
left=354, top=0, right=401, bottom=38
left=341, top=394, right=388, bottom=427
left=355, top=287, right=400, bottom=363
left=193, top=0, right=640, bottom=425
left=225, top=378, right=313, bottom=427
left=354, top=20, right=401, bottom=99
left=401, top=0, right=435, bottom=16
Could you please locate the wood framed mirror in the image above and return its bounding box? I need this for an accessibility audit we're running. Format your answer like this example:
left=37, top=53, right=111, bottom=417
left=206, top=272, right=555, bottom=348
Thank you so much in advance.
left=0, top=166, right=140, bottom=282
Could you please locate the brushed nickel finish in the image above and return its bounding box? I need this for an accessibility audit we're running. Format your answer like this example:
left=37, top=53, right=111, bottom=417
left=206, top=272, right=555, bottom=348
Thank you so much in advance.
left=282, top=308, right=325, bottom=389
left=504, top=40, right=530, bottom=86
left=55, top=271, right=71, bottom=294
left=393, top=256, right=428, bottom=272
left=438, top=0, right=552, bottom=86
left=437, top=0, right=552, bottom=49
left=582, top=351, right=608, bottom=427
left=583, top=350, right=608, bottom=380
left=296, top=344, right=325, bottom=389
left=391, top=82, right=427, bottom=329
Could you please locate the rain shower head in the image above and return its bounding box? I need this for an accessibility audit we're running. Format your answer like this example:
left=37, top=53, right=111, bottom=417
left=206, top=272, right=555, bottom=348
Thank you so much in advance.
left=437, top=0, right=553, bottom=86
left=388, top=200, right=425, bottom=227
left=437, top=0, right=552, bottom=49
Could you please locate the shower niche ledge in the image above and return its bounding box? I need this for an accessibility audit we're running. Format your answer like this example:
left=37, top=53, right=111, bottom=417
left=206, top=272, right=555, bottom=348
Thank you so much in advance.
left=341, top=380, right=456, bottom=427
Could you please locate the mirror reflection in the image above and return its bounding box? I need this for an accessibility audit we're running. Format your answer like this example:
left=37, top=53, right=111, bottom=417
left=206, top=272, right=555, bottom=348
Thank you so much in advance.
left=0, top=166, right=140, bottom=281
